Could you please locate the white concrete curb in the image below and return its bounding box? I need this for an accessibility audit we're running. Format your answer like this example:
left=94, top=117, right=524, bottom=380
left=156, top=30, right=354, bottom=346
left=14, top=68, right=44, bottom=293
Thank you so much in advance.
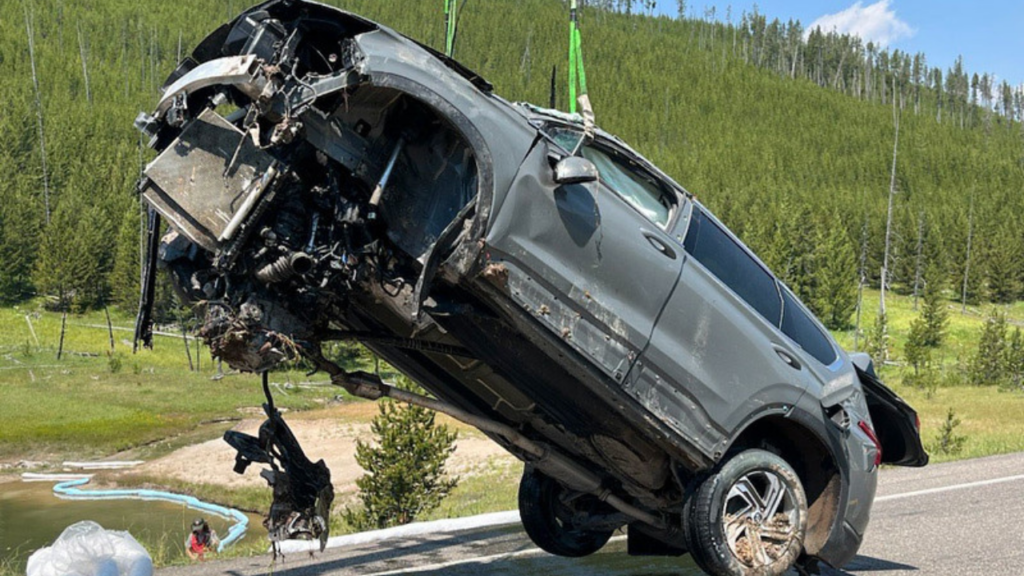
left=276, top=510, right=521, bottom=554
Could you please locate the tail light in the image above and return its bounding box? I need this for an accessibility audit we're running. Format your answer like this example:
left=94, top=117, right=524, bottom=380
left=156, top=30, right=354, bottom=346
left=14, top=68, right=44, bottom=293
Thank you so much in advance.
left=858, top=420, right=883, bottom=467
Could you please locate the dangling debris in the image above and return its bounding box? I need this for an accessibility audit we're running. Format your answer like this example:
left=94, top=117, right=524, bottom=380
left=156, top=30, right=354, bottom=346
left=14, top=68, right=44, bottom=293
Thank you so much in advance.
left=224, top=373, right=334, bottom=555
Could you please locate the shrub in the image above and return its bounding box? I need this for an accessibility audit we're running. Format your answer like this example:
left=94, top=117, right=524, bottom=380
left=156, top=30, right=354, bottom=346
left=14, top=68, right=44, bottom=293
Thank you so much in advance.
left=343, top=377, right=459, bottom=530
left=933, top=407, right=967, bottom=455
left=968, top=309, right=1008, bottom=386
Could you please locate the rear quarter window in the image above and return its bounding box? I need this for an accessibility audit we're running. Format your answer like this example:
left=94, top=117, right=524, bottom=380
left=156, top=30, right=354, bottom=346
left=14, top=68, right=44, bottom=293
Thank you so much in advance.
left=780, top=289, right=838, bottom=366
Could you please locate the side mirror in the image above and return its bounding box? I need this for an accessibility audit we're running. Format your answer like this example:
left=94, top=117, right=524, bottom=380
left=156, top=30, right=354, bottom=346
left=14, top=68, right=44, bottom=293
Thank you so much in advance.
left=554, top=156, right=599, bottom=185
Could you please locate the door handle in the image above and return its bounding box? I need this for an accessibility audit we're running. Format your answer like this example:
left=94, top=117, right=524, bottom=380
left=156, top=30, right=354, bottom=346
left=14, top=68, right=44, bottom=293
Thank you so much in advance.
left=642, top=231, right=677, bottom=260
left=774, top=348, right=802, bottom=370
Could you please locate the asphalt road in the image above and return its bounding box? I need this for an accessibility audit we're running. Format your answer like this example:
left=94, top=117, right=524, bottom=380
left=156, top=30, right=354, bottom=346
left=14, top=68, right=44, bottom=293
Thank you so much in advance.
left=158, top=452, right=1024, bottom=576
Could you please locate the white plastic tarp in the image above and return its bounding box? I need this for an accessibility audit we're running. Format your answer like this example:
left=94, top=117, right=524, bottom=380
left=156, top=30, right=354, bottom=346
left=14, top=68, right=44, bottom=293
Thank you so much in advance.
left=26, top=521, right=153, bottom=576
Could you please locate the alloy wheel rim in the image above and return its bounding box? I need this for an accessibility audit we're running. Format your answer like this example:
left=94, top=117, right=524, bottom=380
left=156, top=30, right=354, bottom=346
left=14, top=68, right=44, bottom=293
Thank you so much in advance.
left=721, top=470, right=799, bottom=568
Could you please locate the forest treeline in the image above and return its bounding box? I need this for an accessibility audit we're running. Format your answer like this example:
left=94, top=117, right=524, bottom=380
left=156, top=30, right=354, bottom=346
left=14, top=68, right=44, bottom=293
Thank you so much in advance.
left=1, top=0, right=1022, bottom=333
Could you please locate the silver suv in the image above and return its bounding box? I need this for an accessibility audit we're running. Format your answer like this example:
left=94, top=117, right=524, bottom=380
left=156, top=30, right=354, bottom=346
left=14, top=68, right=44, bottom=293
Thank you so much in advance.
left=134, top=2, right=927, bottom=575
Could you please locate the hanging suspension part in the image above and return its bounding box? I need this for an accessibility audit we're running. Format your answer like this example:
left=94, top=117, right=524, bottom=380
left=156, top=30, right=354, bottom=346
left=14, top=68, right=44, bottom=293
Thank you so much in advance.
left=224, top=372, right=334, bottom=554
left=309, top=354, right=671, bottom=533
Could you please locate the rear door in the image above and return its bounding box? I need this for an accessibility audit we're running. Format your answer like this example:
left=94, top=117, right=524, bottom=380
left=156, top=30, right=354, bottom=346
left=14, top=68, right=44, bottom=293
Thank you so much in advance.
left=485, top=134, right=683, bottom=383
left=628, top=206, right=814, bottom=458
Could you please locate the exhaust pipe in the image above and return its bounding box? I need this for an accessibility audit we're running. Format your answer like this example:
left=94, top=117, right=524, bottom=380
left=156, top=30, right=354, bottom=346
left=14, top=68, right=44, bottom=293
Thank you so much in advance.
left=326, top=369, right=670, bottom=532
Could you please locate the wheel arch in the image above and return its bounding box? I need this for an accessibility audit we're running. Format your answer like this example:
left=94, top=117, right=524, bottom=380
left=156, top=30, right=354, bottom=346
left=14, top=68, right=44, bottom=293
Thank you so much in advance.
left=724, top=412, right=843, bottom=557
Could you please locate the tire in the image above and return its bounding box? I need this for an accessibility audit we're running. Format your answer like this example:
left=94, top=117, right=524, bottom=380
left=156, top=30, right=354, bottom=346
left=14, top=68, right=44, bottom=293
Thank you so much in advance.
left=518, top=467, right=614, bottom=557
left=684, top=449, right=808, bottom=576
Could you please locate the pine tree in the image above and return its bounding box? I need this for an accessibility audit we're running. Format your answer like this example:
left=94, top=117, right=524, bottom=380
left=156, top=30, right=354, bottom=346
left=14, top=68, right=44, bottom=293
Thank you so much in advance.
left=32, top=190, right=113, bottom=310
left=867, top=310, right=890, bottom=367
left=1005, top=328, right=1024, bottom=391
left=807, top=214, right=858, bottom=330
left=110, top=203, right=142, bottom=310
left=968, top=309, right=1008, bottom=386
left=904, top=314, right=931, bottom=378
left=984, top=224, right=1022, bottom=304
left=920, top=261, right=948, bottom=347
left=344, top=377, right=459, bottom=530
left=0, top=184, right=43, bottom=303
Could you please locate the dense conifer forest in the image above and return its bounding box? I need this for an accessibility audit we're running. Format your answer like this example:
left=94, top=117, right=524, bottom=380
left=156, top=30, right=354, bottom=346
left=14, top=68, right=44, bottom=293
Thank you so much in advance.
left=1, top=0, right=1022, bottom=332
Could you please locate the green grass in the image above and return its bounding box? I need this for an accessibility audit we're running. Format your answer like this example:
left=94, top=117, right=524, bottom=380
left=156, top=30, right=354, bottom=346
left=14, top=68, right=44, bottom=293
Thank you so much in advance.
left=832, top=287, right=1018, bottom=368
left=0, top=301, right=347, bottom=462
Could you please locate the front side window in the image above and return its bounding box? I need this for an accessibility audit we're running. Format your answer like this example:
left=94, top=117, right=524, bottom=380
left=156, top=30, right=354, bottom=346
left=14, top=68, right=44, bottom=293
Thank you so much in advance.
left=683, top=208, right=782, bottom=326
left=780, top=289, right=838, bottom=366
left=581, top=146, right=673, bottom=227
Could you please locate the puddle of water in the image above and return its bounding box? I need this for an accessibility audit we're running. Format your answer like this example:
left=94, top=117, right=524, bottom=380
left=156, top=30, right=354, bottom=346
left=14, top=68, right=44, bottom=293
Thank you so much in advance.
left=0, top=480, right=264, bottom=570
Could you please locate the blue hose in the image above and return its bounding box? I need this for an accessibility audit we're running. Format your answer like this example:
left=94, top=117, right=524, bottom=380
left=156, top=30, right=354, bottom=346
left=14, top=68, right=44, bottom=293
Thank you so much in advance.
left=52, top=477, right=249, bottom=552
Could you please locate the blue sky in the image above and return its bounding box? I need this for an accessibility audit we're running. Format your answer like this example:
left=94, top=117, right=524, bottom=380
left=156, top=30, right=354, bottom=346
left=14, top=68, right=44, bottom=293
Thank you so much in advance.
left=651, top=1, right=1024, bottom=87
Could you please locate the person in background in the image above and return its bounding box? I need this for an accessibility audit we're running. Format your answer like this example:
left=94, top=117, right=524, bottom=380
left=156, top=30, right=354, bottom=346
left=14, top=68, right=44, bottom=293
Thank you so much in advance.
left=185, top=518, right=220, bottom=561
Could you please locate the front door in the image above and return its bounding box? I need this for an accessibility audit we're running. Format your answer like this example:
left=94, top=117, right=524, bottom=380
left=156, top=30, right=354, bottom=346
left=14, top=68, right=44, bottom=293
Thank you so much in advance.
left=485, top=136, right=682, bottom=383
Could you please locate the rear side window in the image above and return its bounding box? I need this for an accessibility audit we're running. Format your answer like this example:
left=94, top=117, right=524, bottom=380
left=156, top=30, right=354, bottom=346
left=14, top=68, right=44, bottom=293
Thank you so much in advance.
left=781, top=289, right=838, bottom=366
left=683, top=209, right=782, bottom=326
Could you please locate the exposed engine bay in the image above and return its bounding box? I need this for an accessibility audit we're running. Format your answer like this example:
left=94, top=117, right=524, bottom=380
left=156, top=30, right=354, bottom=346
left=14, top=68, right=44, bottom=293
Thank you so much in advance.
left=134, top=7, right=487, bottom=547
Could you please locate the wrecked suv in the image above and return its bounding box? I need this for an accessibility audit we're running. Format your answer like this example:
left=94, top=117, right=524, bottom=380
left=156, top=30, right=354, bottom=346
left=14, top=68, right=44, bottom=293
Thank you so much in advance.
left=133, top=2, right=928, bottom=575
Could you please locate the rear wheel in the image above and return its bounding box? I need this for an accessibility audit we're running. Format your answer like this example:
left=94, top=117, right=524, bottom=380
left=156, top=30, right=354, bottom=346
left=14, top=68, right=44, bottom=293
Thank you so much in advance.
left=685, top=449, right=807, bottom=576
left=518, top=467, right=614, bottom=557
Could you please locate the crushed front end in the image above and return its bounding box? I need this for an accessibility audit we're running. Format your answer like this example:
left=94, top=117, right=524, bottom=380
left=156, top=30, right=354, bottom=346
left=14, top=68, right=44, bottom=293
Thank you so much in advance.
left=133, top=1, right=498, bottom=549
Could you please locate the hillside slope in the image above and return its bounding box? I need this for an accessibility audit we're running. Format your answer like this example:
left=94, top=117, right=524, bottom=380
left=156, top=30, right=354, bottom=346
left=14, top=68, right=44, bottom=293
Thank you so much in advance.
left=1, top=0, right=1022, bottom=317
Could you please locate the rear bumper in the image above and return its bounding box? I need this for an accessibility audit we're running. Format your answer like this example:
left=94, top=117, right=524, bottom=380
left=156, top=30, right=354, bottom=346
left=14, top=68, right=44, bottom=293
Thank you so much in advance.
left=820, top=520, right=865, bottom=569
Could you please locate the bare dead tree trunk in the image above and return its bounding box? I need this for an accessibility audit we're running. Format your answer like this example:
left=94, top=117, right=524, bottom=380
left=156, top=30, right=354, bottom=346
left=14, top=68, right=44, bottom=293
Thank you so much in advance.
left=519, top=30, right=532, bottom=84
left=182, top=321, right=194, bottom=371
left=881, top=97, right=901, bottom=316
left=78, top=22, right=92, bottom=104
left=854, top=204, right=869, bottom=351
left=195, top=327, right=201, bottom=372
left=150, top=27, right=157, bottom=94
left=832, top=51, right=847, bottom=89
left=25, top=315, right=40, bottom=347
left=24, top=6, right=52, bottom=225
left=962, top=190, right=975, bottom=314
left=913, top=210, right=924, bottom=311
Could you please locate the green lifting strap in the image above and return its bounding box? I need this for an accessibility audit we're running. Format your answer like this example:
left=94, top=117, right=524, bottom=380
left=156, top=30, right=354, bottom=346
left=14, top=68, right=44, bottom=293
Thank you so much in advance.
left=568, top=0, right=588, bottom=114
left=444, top=0, right=458, bottom=57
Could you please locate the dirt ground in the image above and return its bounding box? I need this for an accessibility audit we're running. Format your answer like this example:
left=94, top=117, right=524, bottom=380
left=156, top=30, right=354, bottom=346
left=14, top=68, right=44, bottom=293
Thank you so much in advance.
left=134, top=402, right=515, bottom=496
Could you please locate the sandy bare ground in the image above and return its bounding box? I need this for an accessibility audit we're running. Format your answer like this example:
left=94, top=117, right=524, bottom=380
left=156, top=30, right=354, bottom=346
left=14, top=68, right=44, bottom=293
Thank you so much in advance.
left=134, top=402, right=515, bottom=496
